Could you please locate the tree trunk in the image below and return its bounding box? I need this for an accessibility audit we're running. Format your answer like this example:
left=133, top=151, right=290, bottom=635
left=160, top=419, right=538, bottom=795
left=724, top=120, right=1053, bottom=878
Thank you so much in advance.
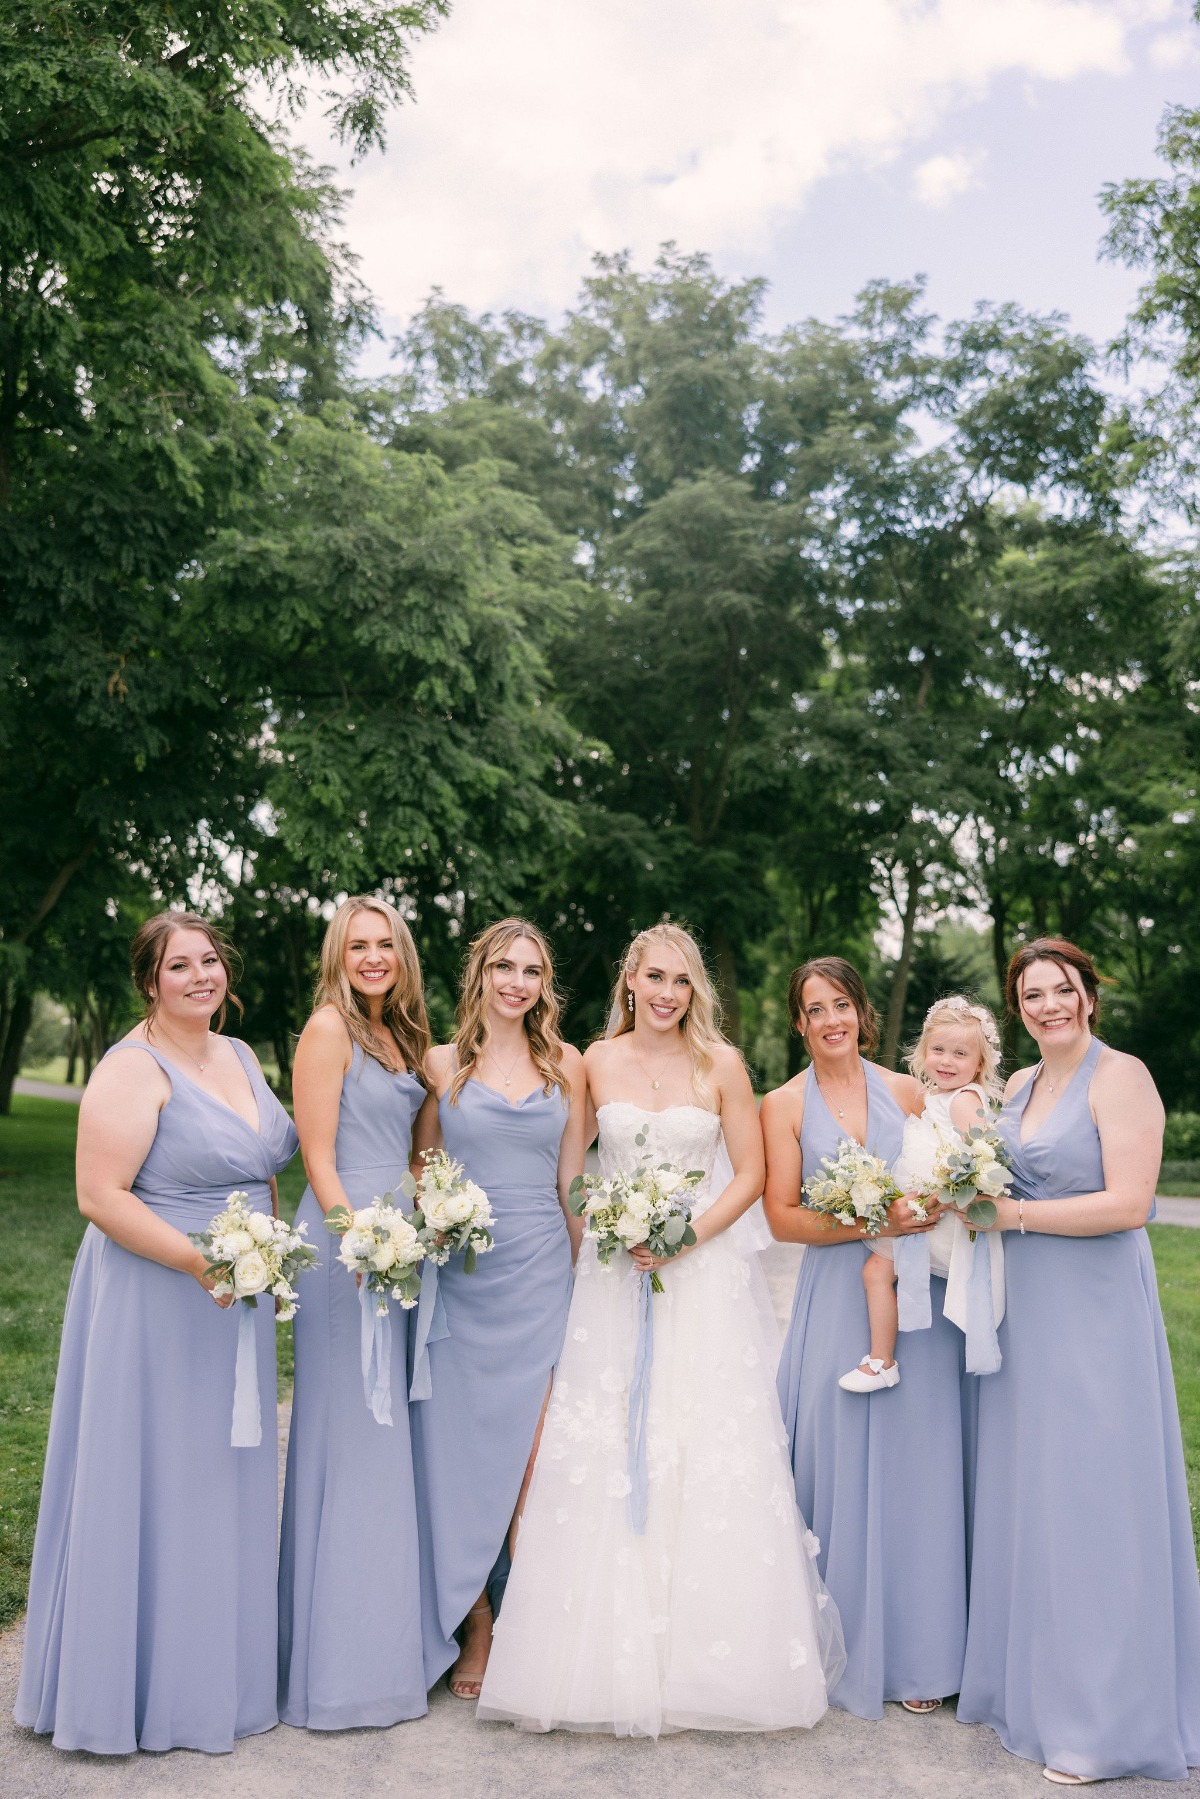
left=273, top=1030, right=293, bottom=1101
left=710, top=928, right=742, bottom=1048
left=881, top=862, right=922, bottom=1069
left=0, top=986, right=35, bottom=1115
left=990, top=897, right=1018, bottom=1070
left=66, top=1017, right=80, bottom=1086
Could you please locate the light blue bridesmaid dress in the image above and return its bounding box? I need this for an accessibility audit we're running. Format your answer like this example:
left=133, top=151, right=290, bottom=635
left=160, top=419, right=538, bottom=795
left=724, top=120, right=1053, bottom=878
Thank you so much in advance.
left=776, top=1060, right=968, bottom=1718
left=958, top=1036, right=1200, bottom=1781
left=411, top=1076, right=572, bottom=1681
left=15, top=1040, right=297, bottom=1754
left=278, top=1042, right=448, bottom=1728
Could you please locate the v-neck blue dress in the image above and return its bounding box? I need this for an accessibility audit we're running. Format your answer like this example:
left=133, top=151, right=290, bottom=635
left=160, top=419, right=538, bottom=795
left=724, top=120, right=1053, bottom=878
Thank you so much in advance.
left=958, top=1037, right=1200, bottom=1780
left=15, top=1039, right=298, bottom=1754
left=776, top=1061, right=968, bottom=1718
left=278, top=1042, right=443, bottom=1728
left=411, top=1076, right=572, bottom=1681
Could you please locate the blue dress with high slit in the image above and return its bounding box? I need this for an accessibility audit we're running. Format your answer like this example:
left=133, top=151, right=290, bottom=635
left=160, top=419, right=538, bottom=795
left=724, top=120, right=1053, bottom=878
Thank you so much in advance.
left=958, top=1036, right=1200, bottom=1780
left=776, top=1060, right=968, bottom=1718
left=410, top=1076, right=571, bottom=1680
left=15, top=1040, right=297, bottom=1754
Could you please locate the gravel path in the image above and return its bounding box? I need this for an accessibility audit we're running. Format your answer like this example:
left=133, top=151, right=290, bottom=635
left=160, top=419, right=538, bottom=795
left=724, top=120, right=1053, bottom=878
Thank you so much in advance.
left=4, top=1241, right=1198, bottom=1797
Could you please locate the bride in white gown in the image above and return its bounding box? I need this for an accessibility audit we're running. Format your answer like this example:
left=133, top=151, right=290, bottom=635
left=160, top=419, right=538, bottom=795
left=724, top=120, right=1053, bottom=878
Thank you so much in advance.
left=478, top=924, right=844, bottom=1737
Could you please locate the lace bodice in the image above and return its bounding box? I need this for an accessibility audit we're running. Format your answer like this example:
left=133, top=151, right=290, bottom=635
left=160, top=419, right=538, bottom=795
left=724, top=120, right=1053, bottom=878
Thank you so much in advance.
left=596, top=1101, right=723, bottom=1214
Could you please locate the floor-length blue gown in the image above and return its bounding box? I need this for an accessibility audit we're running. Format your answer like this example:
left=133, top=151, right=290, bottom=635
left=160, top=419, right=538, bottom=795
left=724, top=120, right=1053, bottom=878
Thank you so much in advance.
left=15, top=1040, right=297, bottom=1754
left=776, top=1061, right=968, bottom=1718
left=958, top=1036, right=1200, bottom=1781
left=411, top=1077, right=572, bottom=1681
left=278, top=1043, right=448, bottom=1728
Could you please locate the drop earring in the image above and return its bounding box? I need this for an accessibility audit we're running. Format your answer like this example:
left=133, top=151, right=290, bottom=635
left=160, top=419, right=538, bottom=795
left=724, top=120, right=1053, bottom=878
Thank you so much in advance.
left=627, top=991, right=634, bottom=1013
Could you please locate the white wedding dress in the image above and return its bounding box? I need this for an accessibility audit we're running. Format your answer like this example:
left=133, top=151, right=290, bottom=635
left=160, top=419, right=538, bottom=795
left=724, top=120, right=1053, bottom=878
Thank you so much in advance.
left=477, top=1101, right=845, bottom=1737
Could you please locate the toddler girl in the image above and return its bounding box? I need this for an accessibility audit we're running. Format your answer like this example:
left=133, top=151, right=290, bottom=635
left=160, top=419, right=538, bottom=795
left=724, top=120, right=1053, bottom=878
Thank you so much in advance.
left=839, top=996, right=1004, bottom=1393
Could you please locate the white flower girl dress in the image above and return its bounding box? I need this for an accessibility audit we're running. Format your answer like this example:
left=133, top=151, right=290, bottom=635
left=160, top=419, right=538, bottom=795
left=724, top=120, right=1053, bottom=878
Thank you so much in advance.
left=477, top=1100, right=844, bottom=1737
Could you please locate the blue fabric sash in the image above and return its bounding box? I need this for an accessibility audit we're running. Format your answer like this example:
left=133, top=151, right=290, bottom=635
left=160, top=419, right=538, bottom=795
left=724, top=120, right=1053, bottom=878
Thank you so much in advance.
left=408, top=1259, right=451, bottom=1402
left=230, top=1302, right=262, bottom=1447
left=627, top=1271, right=655, bottom=1534
left=963, top=1231, right=1002, bottom=1375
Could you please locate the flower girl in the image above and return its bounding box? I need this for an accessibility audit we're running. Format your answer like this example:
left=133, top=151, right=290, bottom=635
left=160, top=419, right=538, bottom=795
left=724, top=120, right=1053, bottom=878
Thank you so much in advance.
left=839, top=997, right=1006, bottom=1391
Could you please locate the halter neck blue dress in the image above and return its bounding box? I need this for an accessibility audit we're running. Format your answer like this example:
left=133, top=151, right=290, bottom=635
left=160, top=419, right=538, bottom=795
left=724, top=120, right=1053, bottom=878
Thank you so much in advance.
left=776, top=1060, right=968, bottom=1717
left=958, top=1036, right=1200, bottom=1780
left=411, top=1075, right=572, bottom=1679
left=15, top=1039, right=297, bottom=1754
left=278, top=1042, right=448, bottom=1727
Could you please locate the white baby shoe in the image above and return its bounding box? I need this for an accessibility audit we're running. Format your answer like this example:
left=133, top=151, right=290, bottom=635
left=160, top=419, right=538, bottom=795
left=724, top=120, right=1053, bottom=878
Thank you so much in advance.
left=838, top=1357, right=900, bottom=1393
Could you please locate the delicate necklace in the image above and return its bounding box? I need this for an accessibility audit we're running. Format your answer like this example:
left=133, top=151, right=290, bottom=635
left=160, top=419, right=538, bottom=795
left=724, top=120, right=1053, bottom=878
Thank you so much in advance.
left=153, top=1027, right=212, bottom=1074
left=631, top=1043, right=686, bottom=1093
left=814, top=1065, right=863, bottom=1121
left=1043, top=1040, right=1090, bottom=1095
left=485, top=1043, right=528, bottom=1089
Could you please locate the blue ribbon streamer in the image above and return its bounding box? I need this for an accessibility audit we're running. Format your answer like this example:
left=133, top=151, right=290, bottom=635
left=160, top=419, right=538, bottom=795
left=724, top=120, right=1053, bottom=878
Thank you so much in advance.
left=359, top=1280, right=394, bottom=1426
left=408, top=1259, right=450, bottom=1402
left=626, top=1270, right=654, bottom=1535
left=230, top=1302, right=262, bottom=1448
left=894, top=1233, right=932, bottom=1333
left=963, top=1232, right=1002, bottom=1375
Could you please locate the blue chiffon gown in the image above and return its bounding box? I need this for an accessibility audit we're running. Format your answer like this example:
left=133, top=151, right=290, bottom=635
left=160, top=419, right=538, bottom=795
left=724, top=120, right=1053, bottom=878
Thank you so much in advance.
left=958, top=1036, right=1200, bottom=1781
left=776, top=1061, right=968, bottom=1718
left=411, top=1077, right=572, bottom=1681
left=278, top=1044, right=448, bottom=1728
left=15, top=1040, right=298, bottom=1754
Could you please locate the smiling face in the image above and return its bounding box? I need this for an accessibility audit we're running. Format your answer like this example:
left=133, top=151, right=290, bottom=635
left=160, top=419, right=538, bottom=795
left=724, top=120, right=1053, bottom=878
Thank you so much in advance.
left=629, top=944, right=693, bottom=1035
left=1017, top=956, right=1093, bottom=1053
left=924, top=1023, right=981, bottom=1092
left=486, top=934, right=544, bottom=1024
left=154, top=927, right=227, bottom=1028
left=798, top=973, right=859, bottom=1064
left=343, top=908, right=401, bottom=1008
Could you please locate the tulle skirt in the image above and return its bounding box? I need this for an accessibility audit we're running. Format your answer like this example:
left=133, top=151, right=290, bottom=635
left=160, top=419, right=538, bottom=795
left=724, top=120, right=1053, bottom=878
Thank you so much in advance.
left=477, top=1230, right=844, bottom=1737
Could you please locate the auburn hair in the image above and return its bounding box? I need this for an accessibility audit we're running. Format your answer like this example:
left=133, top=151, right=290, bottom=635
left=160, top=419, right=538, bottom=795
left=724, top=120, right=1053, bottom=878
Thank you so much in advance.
left=131, top=911, right=243, bottom=1034
left=314, top=896, right=430, bottom=1079
left=448, top=918, right=568, bottom=1104
left=787, top=956, right=879, bottom=1057
left=1005, top=937, right=1107, bottom=1030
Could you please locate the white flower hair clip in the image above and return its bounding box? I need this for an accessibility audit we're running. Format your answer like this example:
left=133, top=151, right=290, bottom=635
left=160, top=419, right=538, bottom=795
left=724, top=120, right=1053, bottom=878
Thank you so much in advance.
left=926, top=994, right=1000, bottom=1049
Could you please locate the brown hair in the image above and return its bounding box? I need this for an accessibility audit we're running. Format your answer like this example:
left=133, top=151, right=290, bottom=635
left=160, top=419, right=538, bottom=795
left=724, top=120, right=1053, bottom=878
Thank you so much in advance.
left=448, top=918, right=569, bottom=1104
left=315, top=896, right=431, bottom=1079
left=131, top=911, right=243, bottom=1034
left=1005, top=937, right=1107, bottom=1029
left=787, top=956, right=879, bottom=1056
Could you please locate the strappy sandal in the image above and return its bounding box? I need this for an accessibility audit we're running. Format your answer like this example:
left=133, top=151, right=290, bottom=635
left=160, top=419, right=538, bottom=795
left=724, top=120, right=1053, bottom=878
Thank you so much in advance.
left=447, top=1603, right=492, bottom=1700
left=901, top=1698, right=943, bottom=1714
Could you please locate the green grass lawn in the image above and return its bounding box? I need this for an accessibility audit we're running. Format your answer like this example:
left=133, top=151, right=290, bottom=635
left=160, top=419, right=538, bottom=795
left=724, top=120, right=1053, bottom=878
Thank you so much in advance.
left=2, top=1096, right=1198, bottom=1634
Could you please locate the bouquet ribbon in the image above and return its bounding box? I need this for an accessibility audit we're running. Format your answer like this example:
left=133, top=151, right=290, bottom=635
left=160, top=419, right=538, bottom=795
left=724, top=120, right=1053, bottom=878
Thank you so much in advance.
left=626, top=1269, right=654, bottom=1535
left=963, top=1230, right=1002, bottom=1375
left=359, top=1280, right=394, bottom=1426
left=894, top=1234, right=932, bottom=1333
left=409, top=1260, right=450, bottom=1403
left=231, top=1304, right=262, bottom=1448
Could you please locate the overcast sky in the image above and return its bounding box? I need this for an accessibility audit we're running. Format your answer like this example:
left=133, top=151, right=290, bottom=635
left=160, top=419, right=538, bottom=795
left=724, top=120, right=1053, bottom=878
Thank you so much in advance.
left=291, top=0, right=1200, bottom=370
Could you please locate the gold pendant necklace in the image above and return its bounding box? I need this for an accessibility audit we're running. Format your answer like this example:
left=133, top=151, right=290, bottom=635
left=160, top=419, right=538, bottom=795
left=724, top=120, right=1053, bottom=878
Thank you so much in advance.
left=486, top=1044, right=526, bottom=1088
left=815, top=1067, right=862, bottom=1121
left=632, top=1045, right=685, bottom=1092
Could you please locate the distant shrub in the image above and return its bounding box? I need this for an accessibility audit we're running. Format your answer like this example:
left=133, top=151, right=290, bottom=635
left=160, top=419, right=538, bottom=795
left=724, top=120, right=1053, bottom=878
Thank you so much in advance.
left=1164, top=1114, right=1200, bottom=1161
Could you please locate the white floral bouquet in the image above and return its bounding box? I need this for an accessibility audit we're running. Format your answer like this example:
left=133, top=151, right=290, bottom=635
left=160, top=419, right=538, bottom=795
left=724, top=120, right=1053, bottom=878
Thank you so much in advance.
left=920, top=1121, right=1012, bottom=1231
left=324, top=1196, right=427, bottom=1314
left=190, top=1189, right=318, bottom=1320
left=802, top=1141, right=903, bottom=1237
left=568, top=1159, right=703, bottom=1293
left=407, top=1148, right=495, bottom=1273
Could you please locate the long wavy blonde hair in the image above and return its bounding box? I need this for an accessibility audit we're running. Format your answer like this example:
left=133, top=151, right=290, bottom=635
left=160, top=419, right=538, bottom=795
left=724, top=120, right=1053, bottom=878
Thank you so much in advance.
left=606, top=922, right=727, bottom=1108
left=448, top=918, right=569, bottom=1104
left=905, top=995, right=1004, bottom=1104
left=315, top=896, right=430, bottom=1080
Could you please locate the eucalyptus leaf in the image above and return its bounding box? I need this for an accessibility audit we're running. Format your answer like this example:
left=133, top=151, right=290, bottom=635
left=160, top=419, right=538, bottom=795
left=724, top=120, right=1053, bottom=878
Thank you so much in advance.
left=966, top=1198, right=997, bottom=1228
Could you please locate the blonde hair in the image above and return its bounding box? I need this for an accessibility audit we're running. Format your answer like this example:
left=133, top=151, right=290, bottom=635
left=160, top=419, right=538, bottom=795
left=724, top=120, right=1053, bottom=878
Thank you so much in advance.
left=448, top=918, right=569, bottom=1104
left=606, top=922, right=728, bottom=1108
left=906, top=995, right=1003, bottom=1104
left=314, top=896, right=430, bottom=1080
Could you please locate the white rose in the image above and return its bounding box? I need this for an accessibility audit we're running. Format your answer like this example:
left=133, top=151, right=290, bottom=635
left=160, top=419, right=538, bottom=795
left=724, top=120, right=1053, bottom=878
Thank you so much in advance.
left=973, top=1140, right=997, bottom=1167
left=369, top=1240, right=397, bottom=1272
left=352, top=1205, right=378, bottom=1231
left=247, top=1211, right=275, bottom=1244
left=655, top=1169, right=683, bottom=1197
left=624, top=1193, right=652, bottom=1224
left=441, top=1193, right=476, bottom=1227
left=423, top=1194, right=452, bottom=1232
left=977, top=1162, right=1008, bottom=1196
left=233, top=1250, right=271, bottom=1296
left=339, top=1231, right=368, bottom=1268
left=614, top=1213, right=648, bottom=1245
left=850, top=1178, right=882, bottom=1209
left=390, top=1215, right=419, bottom=1253
left=462, top=1181, right=488, bottom=1211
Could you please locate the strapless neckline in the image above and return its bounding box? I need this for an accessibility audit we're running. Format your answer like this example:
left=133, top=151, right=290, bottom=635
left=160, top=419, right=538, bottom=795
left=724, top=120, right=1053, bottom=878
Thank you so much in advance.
left=596, top=1100, right=718, bottom=1122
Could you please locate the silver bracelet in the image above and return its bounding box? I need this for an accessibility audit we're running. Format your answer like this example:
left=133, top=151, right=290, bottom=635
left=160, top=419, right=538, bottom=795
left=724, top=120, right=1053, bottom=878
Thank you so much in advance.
left=1018, top=1196, right=1026, bottom=1235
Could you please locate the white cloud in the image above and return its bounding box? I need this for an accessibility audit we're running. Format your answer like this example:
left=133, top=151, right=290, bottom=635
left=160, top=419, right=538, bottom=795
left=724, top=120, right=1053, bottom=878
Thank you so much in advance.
left=1148, top=24, right=1199, bottom=64
left=294, top=0, right=1177, bottom=320
left=914, top=149, right=983, bottom=207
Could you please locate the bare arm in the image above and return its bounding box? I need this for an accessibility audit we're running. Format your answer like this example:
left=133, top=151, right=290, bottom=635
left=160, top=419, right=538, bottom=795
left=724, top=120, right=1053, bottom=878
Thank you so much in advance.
left=556, top=1046, right=587, bottom=1256
left=76, top=1047, right=224, bottom=1297
left=691, top=1051, right=764, bottom=1245
left=292, top=1009, right=354, bottom=1216
left=762, top=1078, right=940, bottom=1245
left=410, top=1045, right=451, bottom=1178
left=949, top=1086, right=989, bottom=1133
left=986, top=1052, right=1162, bottom=1236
